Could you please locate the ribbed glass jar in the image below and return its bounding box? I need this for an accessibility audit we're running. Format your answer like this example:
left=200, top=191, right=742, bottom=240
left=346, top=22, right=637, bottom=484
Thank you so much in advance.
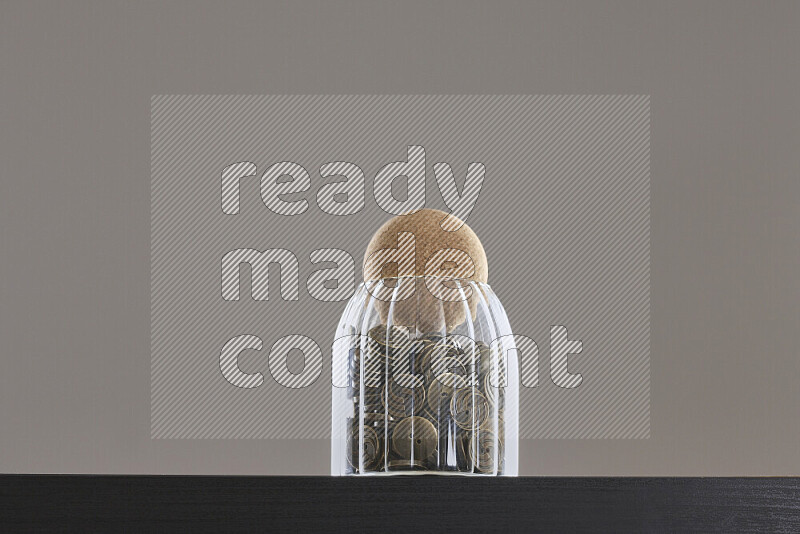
left=331, top=277, right=518, bottom=476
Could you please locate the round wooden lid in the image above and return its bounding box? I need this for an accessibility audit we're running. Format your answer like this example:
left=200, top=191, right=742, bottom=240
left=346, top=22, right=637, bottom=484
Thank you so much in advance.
left=363, top=209, right=487, bottom=283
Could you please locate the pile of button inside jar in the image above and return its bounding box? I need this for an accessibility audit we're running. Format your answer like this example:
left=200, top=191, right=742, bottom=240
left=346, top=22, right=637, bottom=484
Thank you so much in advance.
left=345, top=324, right=505, bottom=474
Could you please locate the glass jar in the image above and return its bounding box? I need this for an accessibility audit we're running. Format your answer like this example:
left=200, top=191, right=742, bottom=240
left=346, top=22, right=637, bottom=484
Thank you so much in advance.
left=331, top=276, right=518, bottom=476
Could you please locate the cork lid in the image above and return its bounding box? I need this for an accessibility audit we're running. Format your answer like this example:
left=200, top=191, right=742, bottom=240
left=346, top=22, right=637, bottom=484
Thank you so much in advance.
left=363, top=209, right=487, bottom=283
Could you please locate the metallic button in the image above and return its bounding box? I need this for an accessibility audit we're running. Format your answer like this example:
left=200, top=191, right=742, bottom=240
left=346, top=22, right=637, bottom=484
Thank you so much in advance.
left=346, top=347, right=360, bottom=398
left=420, top=332, right=444, bottom=344
left=453, top=336, right=479, bottom=365
left=387, top=459, right=426, bottom=471
left=426, top=372, right=468, bottom=413
left=390, top=345, right=422, bottom=382
left=347, top=424, right=383, bottom=472
left=367, top=324, right=411, bottom=353
left=450, top=387, right=490, bottom=431
left=469, top=430, right=500, bottom=474
left=473, top=343, right=495, bottom=381
left=439, top=335, right=462, bottom=352
left=385, top=325, right=413, bottom=351
left=415, top=341, right=437, bottom=377
left=391, top=416, right=438, bottom=461
left=455, top=429, right=474, bottom=471
left=358, top=386, right=384, bottom=410
left=430, top=355, right=467, bottom=378
left=360, top=343, right=388, bottom=389
left=480, top=415, right=505, bottom=440
left=381, top=376, right=426, bottom=418
left=346, top=324, right=506, bottom=475
left=482, top=372, right=498, bottom=407
left=362, top=412, right=387, bottom=428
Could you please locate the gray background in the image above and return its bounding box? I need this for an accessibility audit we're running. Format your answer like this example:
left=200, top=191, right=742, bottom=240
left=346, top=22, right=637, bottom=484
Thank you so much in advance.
left=1, top=0, right=798, bottom=475
left=150, top=95, right=650, bottom=441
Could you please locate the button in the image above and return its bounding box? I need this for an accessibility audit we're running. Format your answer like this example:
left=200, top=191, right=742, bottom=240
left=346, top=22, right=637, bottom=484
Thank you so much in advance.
left=430, top=355, right=467, bottom=378
left=450, top=387, right=490, bottom=431
left=456, top=429, right=474, bottom=471
left=391, top=416, right=438, bottom=461
left=361, top=344, right=388, bottom=389
left=420, top=332, right=444, bottom=344
left=367, top=324, right=411, bottom=354
left=482, top=372, right=499, bottom=407
left=347, top=424, right=384, bottom=472
left=387, top=459, right=426, bottom=471
left=358, top=386, right=384, bottom=411
left=346, top=323, right=507, bottom=475
left=381, top=376, right=426, bottom=418
left=415, top=341, right=437, bottom=377
left=426, top=372, right=468, bottom=414
left=363, top=412, right=387, bottom=428
left=469, top=430, right=500, bottom=474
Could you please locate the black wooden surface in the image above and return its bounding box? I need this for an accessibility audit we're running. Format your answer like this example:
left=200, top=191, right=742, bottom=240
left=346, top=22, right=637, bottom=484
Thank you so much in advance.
left=1, top=476, right=799, bottom=532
